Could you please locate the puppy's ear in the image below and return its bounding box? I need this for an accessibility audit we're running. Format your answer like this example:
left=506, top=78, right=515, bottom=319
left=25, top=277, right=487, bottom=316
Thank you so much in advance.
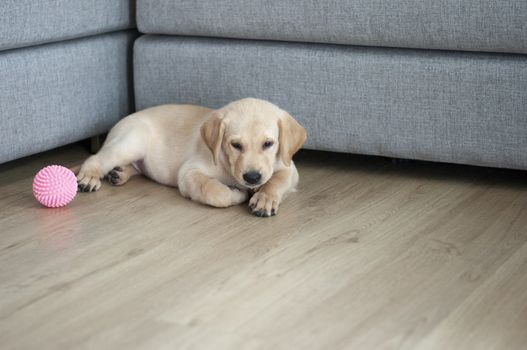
left=278, top=112, right=307, bottom=166
left=201, top=111, right=226, bottom=165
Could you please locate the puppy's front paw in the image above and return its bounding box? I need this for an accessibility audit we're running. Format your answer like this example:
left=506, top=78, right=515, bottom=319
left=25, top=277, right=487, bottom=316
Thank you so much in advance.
left=249, top=191, right=279, bottom=217
left=77, top=168, right=103, bottom=192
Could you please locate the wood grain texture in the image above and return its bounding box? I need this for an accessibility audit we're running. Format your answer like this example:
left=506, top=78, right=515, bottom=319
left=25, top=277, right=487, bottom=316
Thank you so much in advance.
left=1, top=145, right=526, bottom=350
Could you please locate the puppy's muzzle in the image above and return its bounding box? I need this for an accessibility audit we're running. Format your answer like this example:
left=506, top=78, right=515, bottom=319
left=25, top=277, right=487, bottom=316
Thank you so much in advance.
left=243, top=171, right=262, bottom=185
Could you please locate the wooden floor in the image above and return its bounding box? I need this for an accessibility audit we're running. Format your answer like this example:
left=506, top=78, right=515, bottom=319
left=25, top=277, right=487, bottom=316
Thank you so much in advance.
left=1, top=144, right=526, bottom=350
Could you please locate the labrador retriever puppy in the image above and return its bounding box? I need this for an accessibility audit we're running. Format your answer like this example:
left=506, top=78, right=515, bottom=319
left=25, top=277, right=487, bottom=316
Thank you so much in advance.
left=76, top=98, right=307, bottom=217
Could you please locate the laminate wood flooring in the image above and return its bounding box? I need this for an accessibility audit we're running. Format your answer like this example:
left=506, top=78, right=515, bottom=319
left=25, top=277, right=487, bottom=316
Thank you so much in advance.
left=1, top=144, right=526, bottom=350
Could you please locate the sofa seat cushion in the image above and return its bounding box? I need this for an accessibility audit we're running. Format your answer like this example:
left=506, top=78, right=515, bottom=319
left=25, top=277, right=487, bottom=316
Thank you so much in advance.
left=137, top=0, right=527, bottom=54
left=0, top=0, right=135, bottom=52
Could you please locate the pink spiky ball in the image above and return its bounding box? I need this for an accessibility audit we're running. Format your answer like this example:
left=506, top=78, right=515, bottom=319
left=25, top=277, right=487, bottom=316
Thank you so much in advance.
left=33, top=165, right=77, bottom=208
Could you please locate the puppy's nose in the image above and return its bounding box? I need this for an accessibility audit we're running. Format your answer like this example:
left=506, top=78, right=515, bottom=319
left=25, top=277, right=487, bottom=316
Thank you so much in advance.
left=243, top=171, right=262, bottom=185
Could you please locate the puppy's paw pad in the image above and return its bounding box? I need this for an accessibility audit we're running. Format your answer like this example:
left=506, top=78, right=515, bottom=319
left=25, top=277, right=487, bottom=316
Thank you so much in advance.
left=108, top=168, right=122, bottom=185
left=107, top=166, right=130, bottom=186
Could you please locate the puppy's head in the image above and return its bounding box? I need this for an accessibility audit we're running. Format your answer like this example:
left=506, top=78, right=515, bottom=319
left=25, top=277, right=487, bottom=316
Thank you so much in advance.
left=201, top=98, right=306, bottom=189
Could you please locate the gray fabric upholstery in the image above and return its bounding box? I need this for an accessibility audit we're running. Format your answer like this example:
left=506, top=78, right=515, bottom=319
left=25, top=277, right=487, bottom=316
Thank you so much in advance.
left=137, top=0, right=527, bottom=55
left=134, top=35, right=527, bottom=170
left=0, top=0, right=135, bottom=52
left=0, top=31, right=136, bottom=164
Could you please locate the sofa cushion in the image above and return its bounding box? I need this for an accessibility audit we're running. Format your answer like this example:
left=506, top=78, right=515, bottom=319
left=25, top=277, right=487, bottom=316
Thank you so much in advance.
left=0, top=31, right=136, bottom=164
left=134, top=35, right=527, bottom=170
left=0, top=0, right=135, bottom=52
left=137, top=0, right=527, bottom=54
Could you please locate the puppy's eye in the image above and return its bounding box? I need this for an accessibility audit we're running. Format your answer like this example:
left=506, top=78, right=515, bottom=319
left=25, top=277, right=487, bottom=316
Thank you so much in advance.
left=262, top=141, right=274, bottom=150
left=231, top=142, right=242, bottom=151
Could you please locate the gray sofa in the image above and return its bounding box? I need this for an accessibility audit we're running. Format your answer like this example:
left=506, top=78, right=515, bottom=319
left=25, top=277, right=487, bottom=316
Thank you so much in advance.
left=2, top=1, right=527, bottom=171
left=0, top=0, right=136, bottom=164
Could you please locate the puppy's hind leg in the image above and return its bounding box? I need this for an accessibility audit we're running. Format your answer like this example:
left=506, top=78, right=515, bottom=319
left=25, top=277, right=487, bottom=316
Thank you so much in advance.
left=77, top=120, right=148, bottom=192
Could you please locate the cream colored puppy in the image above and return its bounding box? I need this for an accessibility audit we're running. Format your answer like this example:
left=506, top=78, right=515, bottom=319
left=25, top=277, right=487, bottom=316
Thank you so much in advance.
left=76, top=98, right=307, bottom=217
